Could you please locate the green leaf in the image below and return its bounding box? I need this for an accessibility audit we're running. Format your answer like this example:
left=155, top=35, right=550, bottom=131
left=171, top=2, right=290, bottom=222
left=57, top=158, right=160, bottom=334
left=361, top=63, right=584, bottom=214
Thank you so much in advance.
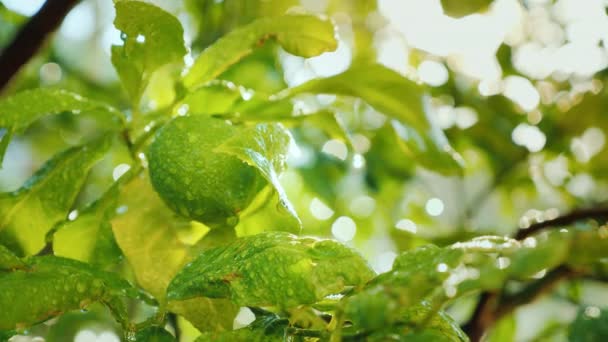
left=441, top=0, right=492, bottom=18
left=569, top=307, right=608, bottom=342
left=486, top=314, right=516, bottom=342
left=0, top=88, right=124, bottom=133
left=112, top=0, right=186, bottom=105
left=196, top=312, right=286, bottom=342
left=348, top=303, right=469, bottom=342
left=0, top=89, right=123, bottom=164
left=508, top=233, right=570, bottom=279
left=167, top=297, right=238, bottom=333
left=134, top=326, right=175, bottom=342
left=0, top=330, right=14, bottom=342
left=0, top=256, right=136, bottom=330
left=167, top=232, right=375, bottom=308
left=176, top=81, right=350, bottom=142
left=215, top=123, right=301, bottom=231
left=53, top=182, right=123, bottom=268
left=0, top=129, right=12, bottom=168
left=0, top=243, right=25, bottom=271
left=0, top=136, right=112, bottom=256
left=344, top=245, right=464, bottom=331
left=183, top=15, right=337, bottom=90
left=175, top=80, right=292, bottom=119
left=111, top=174, right=238, bottom=331
left=280, top=63, right=463, bottom=174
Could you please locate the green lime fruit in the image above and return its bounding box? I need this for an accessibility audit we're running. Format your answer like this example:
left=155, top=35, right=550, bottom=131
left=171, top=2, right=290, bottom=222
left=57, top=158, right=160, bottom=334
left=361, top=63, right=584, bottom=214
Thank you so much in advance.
left=148, top=115, right=266, bottom=227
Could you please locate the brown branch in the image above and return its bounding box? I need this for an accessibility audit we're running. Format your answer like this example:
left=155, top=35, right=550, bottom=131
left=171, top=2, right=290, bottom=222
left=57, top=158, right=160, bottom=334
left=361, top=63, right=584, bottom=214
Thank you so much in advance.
left=461, top=292, right=499, bottom=342
left=515, top=207, right=608, bottom=240
left=464, top=208, right=608, bottom=341
left=464, top=267, right=578, bottom=341
left=0, top=0, right=80, bottom=93
left=495, top=266, right=580, bottom=318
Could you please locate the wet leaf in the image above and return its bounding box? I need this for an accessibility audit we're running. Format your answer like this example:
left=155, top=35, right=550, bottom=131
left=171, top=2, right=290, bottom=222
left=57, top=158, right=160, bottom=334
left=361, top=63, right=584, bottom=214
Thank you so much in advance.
left=134, top=326, right=175, bottom=342
left=215, top=123, right=301, bottom=230
left=346, top=302, right=469, bottom=341
left=183, top=15, right=337, bottom=90
left=195, top=313, right=286, bottom=342
left=0, top=136, right=112, bottom=256
left=112, top=0, right=186, bottom=105
left=0, top=89, right=123, bottom=164
left=0, top=256, right=136, bottom=330
left=344, top=245, right=464, bottom=330
left=0, top=89, right=124, bottom=133
left=569, top=307, right=608, bottom=342
left=167, top=232, right=374, bottom=308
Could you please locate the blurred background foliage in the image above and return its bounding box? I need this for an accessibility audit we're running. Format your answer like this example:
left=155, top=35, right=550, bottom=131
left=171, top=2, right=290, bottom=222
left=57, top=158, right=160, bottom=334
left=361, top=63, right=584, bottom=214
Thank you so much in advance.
left=1, top=0, right=608, bottom=341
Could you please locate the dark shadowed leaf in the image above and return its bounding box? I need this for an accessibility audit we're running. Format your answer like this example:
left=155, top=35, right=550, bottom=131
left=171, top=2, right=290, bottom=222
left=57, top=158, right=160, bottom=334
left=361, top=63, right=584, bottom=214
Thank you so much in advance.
left=569, top=307, right=608, bottom=342
left=134, top=326, right=175, bottom=342
left=0, top=256, right=137, bottom=330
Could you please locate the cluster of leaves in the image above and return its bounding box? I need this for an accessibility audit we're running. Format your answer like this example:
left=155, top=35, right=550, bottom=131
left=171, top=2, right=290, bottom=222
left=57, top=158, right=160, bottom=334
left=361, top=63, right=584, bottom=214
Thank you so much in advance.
left=1, top=0, right=608, bottom=341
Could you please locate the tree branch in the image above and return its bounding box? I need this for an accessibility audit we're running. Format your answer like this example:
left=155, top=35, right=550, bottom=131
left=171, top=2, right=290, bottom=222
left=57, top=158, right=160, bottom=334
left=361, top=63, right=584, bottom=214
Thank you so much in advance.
left=464, top=207, right=608, bottom=341
left=0, top=0, right=80, bottom=93
left=515, top=207, right=608, bottom=240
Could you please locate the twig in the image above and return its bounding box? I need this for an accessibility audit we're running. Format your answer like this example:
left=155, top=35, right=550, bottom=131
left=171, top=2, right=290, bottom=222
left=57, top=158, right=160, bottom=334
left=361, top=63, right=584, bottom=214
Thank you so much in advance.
left=495, top=266, right=580, bottom=318
left=0, top=0, right=80, bottom=93
left=464, top=208, right=608, bottom=341
left=515, top=207, right=608, bottom=240
left=461, top=292, right=499, bottom=342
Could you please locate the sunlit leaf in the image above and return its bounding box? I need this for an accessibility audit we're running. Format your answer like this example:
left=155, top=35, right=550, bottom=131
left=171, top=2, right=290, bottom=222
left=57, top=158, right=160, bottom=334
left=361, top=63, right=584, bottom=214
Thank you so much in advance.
left=112, top=0, right=186, bottom=105
left=281, top=63, right=463, bottom=174
left=167, top=232, right=375, bottom=308
left=53, top=182, right=123, bottom=268
left=0, top=136, right=112, bottom=256
left=183, top=15, right=337, bottom=90
left=0, top=89, right=124, bottom=133
left=0, top=89, right=123, bottom=164
left=215, top=123, right=301, bottom=230
left=486, top=314, right=516, bottom=342
left=111, top=174, right=238, bottom=331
